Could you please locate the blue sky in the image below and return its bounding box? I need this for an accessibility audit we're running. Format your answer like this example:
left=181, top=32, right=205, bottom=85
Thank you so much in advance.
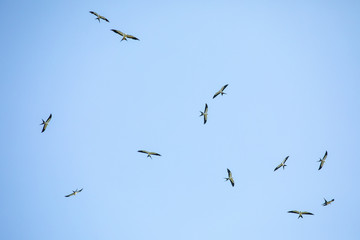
left=1, top=0, right=360, bottom=239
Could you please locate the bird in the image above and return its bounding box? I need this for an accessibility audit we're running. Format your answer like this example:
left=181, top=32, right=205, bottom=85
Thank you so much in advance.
left=322, top=198, right=335, bottom=206
left=65, top=188, right=83, bottom=197
left=89, top=11, right=109, bottom=22
left=111, top=29, right=139, bottom=41
left=225, top=168, right=235, bottom=187
left=213, top=84, right=229, bottom=99
left=274, top=156, right=289, bottom=171
left=318, top=151, right=328, bottom=170
left=138, top=150, right=161, bottom=159
left=199, top=104, right=208, bottom=124
left=40, top=114, right=52, bottom=133
left=288, top=210, right=314, bottom=218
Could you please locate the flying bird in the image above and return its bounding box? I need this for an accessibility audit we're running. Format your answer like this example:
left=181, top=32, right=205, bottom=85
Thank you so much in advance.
left=225, top=168, right=235, bottom=187
left=65, top=188, right=83, bottom=197
left=274, top=156, right=289, bottom=171
left=40, top=114, right=52, bottom=133
left=318, top=151, right=328, bottom=170
left=89, top=11, right=109, bottom=22
left=213, top=84, right=229, bottom=99
left=288, top=210, right=314, bottom=218
left=111, top=29, right=139, bottom=41
left=322, top=198, right=335, bottom=206
left=138, top=150, right=161, bottom=159
left=199, top=104, right=208, bottom=124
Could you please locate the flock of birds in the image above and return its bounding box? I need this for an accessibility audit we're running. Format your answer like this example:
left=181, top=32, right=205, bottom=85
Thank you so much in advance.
left=39, top=11, right=335, bottom=220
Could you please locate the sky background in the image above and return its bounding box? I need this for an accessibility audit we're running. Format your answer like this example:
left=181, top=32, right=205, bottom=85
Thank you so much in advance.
left=1, top=0, right=360, bottom=239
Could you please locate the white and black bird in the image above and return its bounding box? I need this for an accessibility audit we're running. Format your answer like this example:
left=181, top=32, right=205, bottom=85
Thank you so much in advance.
left=274, top=156, right=289, bottom=171
left=89, top=11, right=109, bottom=22
left=111, top=29, right=139, bottom=41
left=65, top=188, right=83, bottom=197
left=199, top=104, right=208, bottom=124
left=322, top=198, right=335, bottom=206
left=288, top=210, right=314, bottom=219
left=318, top=151, right=328, bottom=170
left=225, top=168, right=235, bottom=187
left=138, top=150, right=161, bottom=159
left=40, top=114, right=52, bottom=133
left=213, top=84, right=229, bottom=99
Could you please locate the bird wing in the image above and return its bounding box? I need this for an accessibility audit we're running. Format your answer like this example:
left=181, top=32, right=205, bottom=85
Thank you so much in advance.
left=322, top=151, right=328, bottom=161
left=288, top=210, right=299, bottom=214
left=318, top=160, right=324, bottom=170
left=230, top=178, right=235, bottom=187
left=111, top=29, right=124, bottom=36
left=78, top=188, right=83, bottom=192
left=283, top=156, right=289, bottom=164
left=221, top=84, right=229, bottom=91
left=65, top=192, right=75, bottom=197
left=204, top=114, right=207, bottom=124
left=89, top=11, right=99, bottom=17
left=227, top=168, right=232, bottom=178
left=204, top=104, right=208, bottom=114
left=41, top=124, right=47, bottom=133
left=127, top=35, right=139, bottom=40
left=302, top=212, right=314, bottom=215
left=99, top=16, right=109, bottom=22
left=213, top=91, right=220, bottom=99
left=46, top=114, right=52, bottom=123
left=274, top=163, right=282, bottom=171
left=149, top=152, right=161, bottom=156
left=138, top=150, right=149, bottom=154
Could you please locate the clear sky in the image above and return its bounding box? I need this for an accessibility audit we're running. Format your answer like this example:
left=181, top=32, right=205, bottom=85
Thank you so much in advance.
left=1, top=0, right=360, bottom=239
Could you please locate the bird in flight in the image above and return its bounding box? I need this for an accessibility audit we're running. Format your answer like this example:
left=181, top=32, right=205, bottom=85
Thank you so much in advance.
left=213, top=84, right=229, bottom=99
left=225, top=168, right=235, bottom=187
left=318, top=151, right=328, bottom=170
left=65, top=188, right=83, bottom=197
left=274, top=156, right=289, bottom=171
left=322, top=198, right=335, bottom=206
left=288, top=210, right=314, bottom=218
left=199, top=104, right=208, bottom=124
left=40, top=114, right=52, bottom=133
left=111, top=29, right=139, bottom=41
left=138, top=150, right=161, bottom=159
left=89, top=11, right=109, bottom=22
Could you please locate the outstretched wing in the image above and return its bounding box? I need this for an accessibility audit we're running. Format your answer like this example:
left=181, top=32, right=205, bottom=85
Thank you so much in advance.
left=322, top=151, right=328, bottom=161
left=111, top=29, right=124, bottom=36
left=227, top=168, right=232, bottom=178
left=149, top=152, right=161, bottom=156
left=41, top=124, right=47, bottom=133
left=230, top=178, right=235, bottom=187
left=274, top=163, right=282, bottom=171
left=318, top=160, right=324, bottom=170
left=221, top=84, right=229, bottom=91
left=99, top=16, right=109, bottom=22
left=127, top=35, right=139, bottom=40
left=213, top=91, right=221, bottom=99
left=302, top=212, right=314, bottom=215
left=89, top=11, right=99, bottom=17
left=78, top=188, right=83, bottom=193
left=204, top=104, right=208, bottom=114
left=138, top=150, right=149, bottom=154
left=46, top=114, right=52, bottom=123
left=288, top=210, right=299, bottom=214
left=65, top=192, right=75, bottom=197
left=283, top=156, right=289, bottom=164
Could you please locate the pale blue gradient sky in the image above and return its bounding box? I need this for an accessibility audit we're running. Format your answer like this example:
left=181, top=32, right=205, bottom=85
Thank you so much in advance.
left=1, top=0, right=360, bottom=239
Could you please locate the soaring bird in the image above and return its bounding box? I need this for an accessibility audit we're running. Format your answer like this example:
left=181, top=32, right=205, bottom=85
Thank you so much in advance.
left=65, top=188, right=83, bottom=197
left=213, top=84, right=229, bottom=99
left=111, top=29, right=139, bottom=41
left=138, top=150, right=161, bottom=159
left=318, top=151, right=328, bottom=170
left=288, top=210, right=314, bottom=218
left=225, top=168, right=235, bottom=187
left=89, top=11, right=109, bottom=22
left=199, top=104, right=208, bottom=124
left=274, top=156, right=289, bottom=171
left=322, top=198, right=335, bottom=206
left=40, top=114, right=52, bottom=133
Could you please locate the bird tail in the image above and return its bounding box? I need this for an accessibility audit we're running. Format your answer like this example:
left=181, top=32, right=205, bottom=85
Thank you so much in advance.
left=40, top=119, right=45, bottom=125
left=200, top=111, right=204, bottom=116
left=282, top=164, right=287, bottom=169
left=97, top=17, right=100, bottom=22
left=224, top=178, right=229, bottom=181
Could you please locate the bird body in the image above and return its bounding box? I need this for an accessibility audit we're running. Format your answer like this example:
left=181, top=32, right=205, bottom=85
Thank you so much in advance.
left=138, top=150, right=161, bottom=159
left=89, top=11, right=109, bottom=22
left=322, top=198, right=335, bottom=206
left=199, top=104, right=208, bottom=124
left=213, top=84, right=228, bottom=99
left=225, top=168, right=235, bottom=187
left=111, top=29, right=139, bottom=41
left=40, top=114, right=52, bottom=133
left=65, top=188, right=83, bottom=197
left=318, top=151, right=328, bottom=170
left=274, top=156, right=289, bottom=171
left=288, top=210, right=314, bottom=218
